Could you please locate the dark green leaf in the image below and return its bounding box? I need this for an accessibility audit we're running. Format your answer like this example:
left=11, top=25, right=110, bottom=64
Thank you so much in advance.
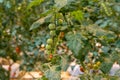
left=95, top=19, right=103, bottom=25
left=115, top=39, right=120, bottom=48
left=6, top=1, right=11, bottom=8
left=65, top=32, right=84, bottom=56
left=99, top=21, right=108, bottom=28
left=113, top=5, right=120, bottom=12
left=100, top=62, right=113, bottom=74
left=102, top=46, right=110, bottom=53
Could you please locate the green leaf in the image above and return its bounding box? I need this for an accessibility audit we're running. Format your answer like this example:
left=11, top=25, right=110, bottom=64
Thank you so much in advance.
left=34, top=49, right=39, bottom=56
left=93, top=51, right=98, bottom=56
left=115, top=39, right=120, bottom=48
left=55, top=66, right=61, bottom=71
left=57, top=26, right=68, bottom=31
left=65, top=32, right=83, bottom=56
left=27, top=0, right=44, bottom=10
left=45, top=66, right=60, bottom=80
left=0, top=50, right=6, bottom=57
left=39, top=9, right=55, bottom=17
left=113, top=5, right=120, bottom=12
left=11, top=30, right=17, bottom=36
left=99, top=21, right=108, bottom=28
left=29, top=15, right=51, bottom=30
left=0, top=66, right=9, bottom=80
left=61, top=55, right=69, bottom=71
left=54, top=0, right=67, bottom=9
left=95, top=19, right=103, bottom=25
left=100, top=62, right=113, bottom=74
left=0, top=0, right=3, bottom=3
left=111, top=52, right=120, bottom=63
left=104, top=33, right=117, bottom=43
left=39, top=76, right=48, bottom=80
left=93, top=75, right=102, bottom=80
left=71, top=10, right=84, bottom=21
left=6, top=1, right=11, bottom=8
left=115, top=69, right=120, bottom=76
left=65, top=31, right=89, bottom=62
left=101, top=46, right=110, bottom=53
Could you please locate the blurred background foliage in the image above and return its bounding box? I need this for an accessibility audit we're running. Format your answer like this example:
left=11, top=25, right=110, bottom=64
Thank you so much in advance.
left=0, top=0, right=120, bottom=79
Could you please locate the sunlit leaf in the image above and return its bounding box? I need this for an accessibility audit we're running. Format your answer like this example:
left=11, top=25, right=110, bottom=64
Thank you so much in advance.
left=71, top=10, right=84, bottom=21
left=54, top=0, right=67, bottom=9
left=27, top=0, right=44, bottom=10
left=30, top=15, right=51, bottom=30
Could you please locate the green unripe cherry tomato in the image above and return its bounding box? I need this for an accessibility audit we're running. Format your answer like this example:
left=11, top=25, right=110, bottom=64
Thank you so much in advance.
left=50, top=30, right=56, bottom=36
left=48, top=24, right=55, bottom=30
left=47, top=38, right=53, bottom=44
left=45, top=44, right=51, bottom=50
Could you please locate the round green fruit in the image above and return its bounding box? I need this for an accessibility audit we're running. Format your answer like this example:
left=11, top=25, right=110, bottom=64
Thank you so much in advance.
left=17, top=6, right=21, bottom=10
left=93, top=64, right=99, bottom=70
left=96, top=61, right=101, bottom=66
left=45, top=44, right=51, bottom=50
left=50, top=30, right=56, bottom=36
left=47, top=38, right=53, bottom=44
left=48, top=24, right=55, bottom=30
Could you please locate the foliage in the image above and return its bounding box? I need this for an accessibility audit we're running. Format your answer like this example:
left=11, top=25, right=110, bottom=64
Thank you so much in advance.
left=0, top=0, right=120, bottom=80
left=0, top=65, right=9, bottom=80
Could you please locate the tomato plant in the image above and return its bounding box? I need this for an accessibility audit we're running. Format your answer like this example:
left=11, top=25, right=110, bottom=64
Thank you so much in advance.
left=0, top=0, right=120, bottom=80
